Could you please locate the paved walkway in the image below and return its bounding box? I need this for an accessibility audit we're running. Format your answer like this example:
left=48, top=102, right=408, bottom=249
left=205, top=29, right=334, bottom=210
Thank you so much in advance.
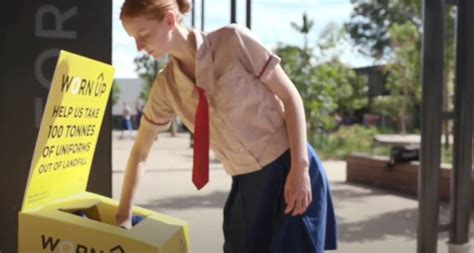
left=111, top=132, right=474, bottom=253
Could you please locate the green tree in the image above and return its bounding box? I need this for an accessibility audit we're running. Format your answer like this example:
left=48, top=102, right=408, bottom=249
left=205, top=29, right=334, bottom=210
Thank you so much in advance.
left=291, top=12, right=314, bottom=58
left=133, top=54, right=178, bottom=134
left=275, top=45, right=310, bottom=90
left=317, top=60, right=367, bottom=118
left=278, top=18, right=367, bottom=134
left=373, top=22, right=421, bottom=133
left=111, top=80, right=121, bottom=106
left=314, top=23, right=367, bottom=123
left=308, top=60, right=367, bottom=131
left=134, top=54, right=168, bottom=100
left=344, top=0, right=421, bottom=59
left=442, top=7, right=456, bottom=148
left=317, top=22, right=349, bottom=60
left=276, top=46, right=366, bottom=133
left=346, top=0, right=455, bottom=139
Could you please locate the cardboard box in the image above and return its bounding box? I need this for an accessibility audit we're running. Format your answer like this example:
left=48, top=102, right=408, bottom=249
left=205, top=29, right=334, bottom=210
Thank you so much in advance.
left=18, top=51, right=189, bottom=253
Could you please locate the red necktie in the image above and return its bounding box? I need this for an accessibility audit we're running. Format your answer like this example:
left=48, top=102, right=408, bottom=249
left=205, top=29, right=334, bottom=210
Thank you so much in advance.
left=192, top=86, right=209, bottom=190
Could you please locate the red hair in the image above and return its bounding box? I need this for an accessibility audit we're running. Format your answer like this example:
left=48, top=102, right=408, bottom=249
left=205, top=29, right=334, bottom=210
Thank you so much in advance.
left=120, top=0, right=191, bottom=21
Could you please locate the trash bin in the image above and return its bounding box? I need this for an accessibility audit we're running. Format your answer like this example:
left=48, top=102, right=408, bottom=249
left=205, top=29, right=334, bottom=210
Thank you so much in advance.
left=18, top=50, right=189, bottom=253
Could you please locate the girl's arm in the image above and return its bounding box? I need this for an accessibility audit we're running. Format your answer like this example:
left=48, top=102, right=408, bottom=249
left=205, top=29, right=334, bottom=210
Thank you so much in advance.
left=116, top=124, right=160, bottom=227
left=264, top=64, right=312, bottom=216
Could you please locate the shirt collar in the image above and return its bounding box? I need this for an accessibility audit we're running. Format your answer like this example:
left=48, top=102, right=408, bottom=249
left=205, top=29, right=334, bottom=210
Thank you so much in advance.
left=170, top=29, right=214, bottom=97
left=193, top=29, right=214, bottom=94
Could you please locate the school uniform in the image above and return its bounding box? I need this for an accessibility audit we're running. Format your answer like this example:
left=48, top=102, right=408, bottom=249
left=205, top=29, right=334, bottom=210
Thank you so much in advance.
left=140, top=24, right=337, bottom=252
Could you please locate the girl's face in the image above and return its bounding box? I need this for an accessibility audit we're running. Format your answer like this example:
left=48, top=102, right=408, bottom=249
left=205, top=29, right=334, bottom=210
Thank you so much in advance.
left=121, top=13, right=175, bottom=59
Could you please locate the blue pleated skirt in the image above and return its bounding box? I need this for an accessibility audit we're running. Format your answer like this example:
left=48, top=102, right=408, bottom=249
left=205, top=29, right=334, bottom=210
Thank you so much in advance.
left=223, top=144, right=338, bottom=253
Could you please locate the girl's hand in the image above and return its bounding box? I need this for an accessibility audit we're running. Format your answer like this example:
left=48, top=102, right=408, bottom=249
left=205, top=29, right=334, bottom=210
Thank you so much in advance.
left=115, top=207, right=132, bottom=229
left=284, top=166, right=312, bottom=216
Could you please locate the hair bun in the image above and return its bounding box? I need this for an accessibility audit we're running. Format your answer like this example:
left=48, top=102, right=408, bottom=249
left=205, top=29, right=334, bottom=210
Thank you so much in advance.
left=177, top=0, right=191, bottom=14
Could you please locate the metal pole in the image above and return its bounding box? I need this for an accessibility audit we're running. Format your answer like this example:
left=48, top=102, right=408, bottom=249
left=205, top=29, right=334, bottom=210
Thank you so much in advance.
left=246, top=0, right=251, bottom=29
left=201, top=0, right=205, bottom=31
left=191, top=0, right=195, bottom=28
left=450, top=0, right=474, bottom=245
left=418, top=0, right=445, bottom=252
left=231, top=0, right=237, bottom=24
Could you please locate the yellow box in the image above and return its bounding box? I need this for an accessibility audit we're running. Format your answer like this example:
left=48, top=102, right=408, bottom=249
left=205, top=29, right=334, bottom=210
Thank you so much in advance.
left=18, top=51, right=189, bottom=253
left=19, top=192, right=189, bottom=253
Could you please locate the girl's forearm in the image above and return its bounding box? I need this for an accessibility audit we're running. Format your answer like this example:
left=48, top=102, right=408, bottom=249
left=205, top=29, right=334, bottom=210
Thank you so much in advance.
left=118, top=125, right=159, bottom=213
left=283, top=94, right=309, bottom=171
left=118, top=151, right=147, bottom=212
left=263, top=65, right=309, bottom=172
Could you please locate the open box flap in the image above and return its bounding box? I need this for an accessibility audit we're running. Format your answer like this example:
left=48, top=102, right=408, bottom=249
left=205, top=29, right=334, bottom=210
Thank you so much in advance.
left=21, top=50, right=115, bottom=212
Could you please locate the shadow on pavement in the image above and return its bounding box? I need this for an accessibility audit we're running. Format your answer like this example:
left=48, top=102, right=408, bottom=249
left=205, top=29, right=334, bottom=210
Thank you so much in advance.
left=337, top=207, right=418, bottom=243
left=331, top=182, right=474, bottom=243
left=142, top=190, right=229, bottom=210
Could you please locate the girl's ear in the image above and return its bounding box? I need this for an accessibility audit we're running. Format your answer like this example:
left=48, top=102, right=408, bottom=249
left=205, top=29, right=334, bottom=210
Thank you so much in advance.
left=164, top=11, right=176, bottom=31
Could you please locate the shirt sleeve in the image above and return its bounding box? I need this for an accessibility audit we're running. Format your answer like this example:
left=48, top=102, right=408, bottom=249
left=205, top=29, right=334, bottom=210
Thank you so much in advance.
left=140, top=74, right=175, bottom=132
left=231, top=24, right=281, bottom=82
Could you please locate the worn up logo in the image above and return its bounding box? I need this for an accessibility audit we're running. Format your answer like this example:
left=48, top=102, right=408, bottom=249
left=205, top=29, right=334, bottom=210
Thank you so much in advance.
left=41, top=235, right=125, bottom=253
left=60, top=73, right=107, bottom=97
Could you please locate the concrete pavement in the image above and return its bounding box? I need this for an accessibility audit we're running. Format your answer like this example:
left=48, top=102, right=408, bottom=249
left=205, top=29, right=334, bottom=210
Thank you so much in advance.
left=111, top=131, right=474, bottom=253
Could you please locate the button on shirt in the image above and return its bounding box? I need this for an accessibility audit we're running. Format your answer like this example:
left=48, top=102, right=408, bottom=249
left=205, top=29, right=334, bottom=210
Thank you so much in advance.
left=140, top=24, right=289, bottom=176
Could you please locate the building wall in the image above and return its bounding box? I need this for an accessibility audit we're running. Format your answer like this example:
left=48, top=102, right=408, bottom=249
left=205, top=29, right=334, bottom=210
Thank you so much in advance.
left=0, top=1, right=112, bottom=251
left=113, top=78, right=144, bottom=116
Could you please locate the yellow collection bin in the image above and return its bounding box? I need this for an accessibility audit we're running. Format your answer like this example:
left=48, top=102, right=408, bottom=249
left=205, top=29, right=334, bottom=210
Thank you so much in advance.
left=18, top=51, right=189, bottom=253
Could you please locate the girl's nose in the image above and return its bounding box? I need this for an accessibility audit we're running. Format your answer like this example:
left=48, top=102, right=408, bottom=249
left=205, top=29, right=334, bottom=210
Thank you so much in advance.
left=135, top=38, right=145, bottom=51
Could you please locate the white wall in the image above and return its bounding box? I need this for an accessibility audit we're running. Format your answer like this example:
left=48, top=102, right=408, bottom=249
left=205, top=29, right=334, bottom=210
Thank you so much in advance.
left=112, top=78, right=143, bottom=116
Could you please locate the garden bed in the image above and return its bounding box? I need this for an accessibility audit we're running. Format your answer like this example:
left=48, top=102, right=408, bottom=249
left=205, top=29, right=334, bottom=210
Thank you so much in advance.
left=346, top=153, right=472, bottom=201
